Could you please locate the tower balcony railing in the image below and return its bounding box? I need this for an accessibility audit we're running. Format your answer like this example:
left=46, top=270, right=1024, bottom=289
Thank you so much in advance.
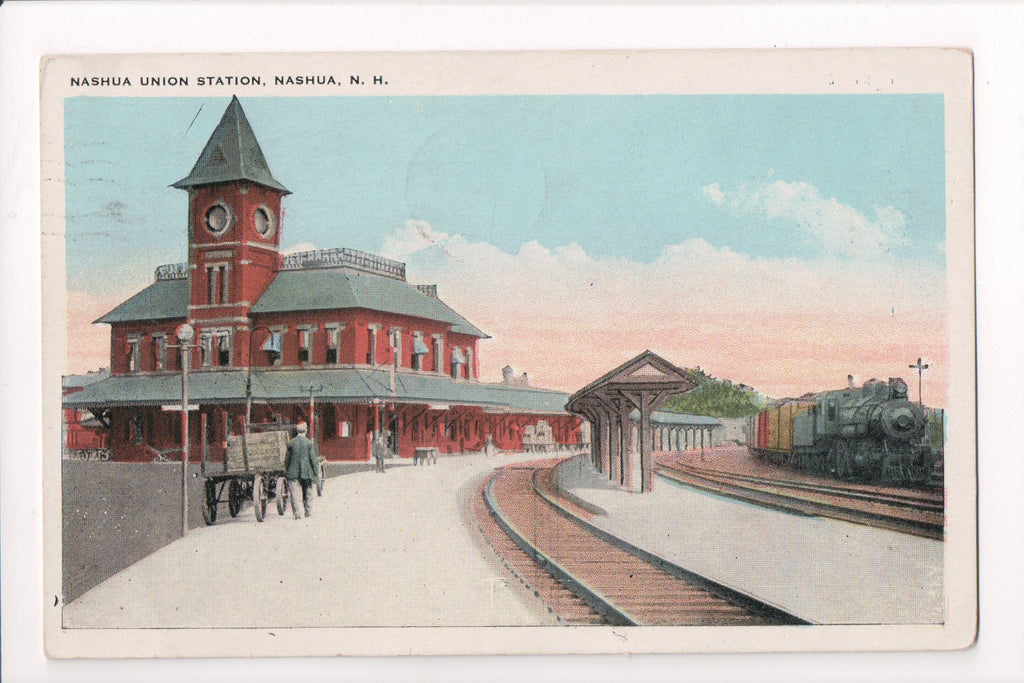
left=279, top=247, right=406, bottom=281
left=154, top=262, right=189, bottom=281
left=154, top=247, right=408, bottom=283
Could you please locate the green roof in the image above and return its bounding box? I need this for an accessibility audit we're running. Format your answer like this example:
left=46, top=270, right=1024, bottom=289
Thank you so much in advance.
left=250, top=269, right=488, bottom=338
left=93, top=266, right=486, bottom=336
left=62, top=368, right=721, bottom=428
left=95, top=278, right=188, bottom=324
left=172, top=96, right=290, bottom=194
left=63, top=368, right=567, bottom=414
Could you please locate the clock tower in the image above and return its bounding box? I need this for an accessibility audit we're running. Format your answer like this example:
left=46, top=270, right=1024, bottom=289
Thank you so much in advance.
left=172, top=95, right=290, bottom=366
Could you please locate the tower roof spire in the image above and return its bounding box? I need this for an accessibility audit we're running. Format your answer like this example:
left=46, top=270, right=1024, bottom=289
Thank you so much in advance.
left=172, top=95, right=290, bottom=194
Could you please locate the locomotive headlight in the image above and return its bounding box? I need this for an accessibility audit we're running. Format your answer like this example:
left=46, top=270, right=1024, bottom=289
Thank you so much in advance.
left=880, top=400, right=925, bottom=440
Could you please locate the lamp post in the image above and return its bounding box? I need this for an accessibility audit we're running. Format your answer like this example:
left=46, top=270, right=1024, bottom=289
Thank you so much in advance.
left=303, top=383, right=323, bottom=455
left=174, top=323, right=195, bottom=537
left=909, top=357, right=929, bottom=407
left=246, top=325, right=276, bottom=428
left=243, top=325, right=275, bottom=473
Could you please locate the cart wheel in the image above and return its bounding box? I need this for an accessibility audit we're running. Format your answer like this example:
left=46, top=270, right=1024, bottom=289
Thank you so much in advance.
left=202, top=480, right=217, bottom=526
left=228, top=479, right=242, bottom=518
left=276, top=477, right=288, bottom=515
left=316, top=464, right=325, bottom=497
left=253, top=475, right=267, bottom=522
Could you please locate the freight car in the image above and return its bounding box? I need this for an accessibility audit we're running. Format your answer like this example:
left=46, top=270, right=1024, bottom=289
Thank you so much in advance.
left=747, top=377, right=934, bottom=485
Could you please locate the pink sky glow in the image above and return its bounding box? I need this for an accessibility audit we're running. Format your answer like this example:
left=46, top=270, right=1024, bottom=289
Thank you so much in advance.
left=66, top=221, right=949, bottom=407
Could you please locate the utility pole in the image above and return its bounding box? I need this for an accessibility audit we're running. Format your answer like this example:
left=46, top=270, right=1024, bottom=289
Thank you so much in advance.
left=909, top=357, right=929, bottom=407
left=171, top=323, right=196, bottom=537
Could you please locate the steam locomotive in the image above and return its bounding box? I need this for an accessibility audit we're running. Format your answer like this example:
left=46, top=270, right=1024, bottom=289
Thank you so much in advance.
left=747, top=377, right=935, bottom=485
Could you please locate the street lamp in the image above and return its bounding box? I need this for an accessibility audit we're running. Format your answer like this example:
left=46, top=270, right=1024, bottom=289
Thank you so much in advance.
left=174, top=322, right=195, bottom=537
left=243, top=324, right=276, bottom=473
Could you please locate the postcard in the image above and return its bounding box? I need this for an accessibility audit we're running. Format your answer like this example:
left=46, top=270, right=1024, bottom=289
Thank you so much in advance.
left=41, top=49, right=975, bottom=657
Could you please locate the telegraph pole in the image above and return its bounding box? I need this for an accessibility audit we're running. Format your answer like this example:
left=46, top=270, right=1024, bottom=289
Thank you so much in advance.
left=909, top=357, right=929, bottom=407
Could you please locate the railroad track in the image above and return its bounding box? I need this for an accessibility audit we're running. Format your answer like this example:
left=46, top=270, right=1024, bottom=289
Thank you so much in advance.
left=475, top=463, right=809, bottom=626
left=657, top=460, right=944, bottom=541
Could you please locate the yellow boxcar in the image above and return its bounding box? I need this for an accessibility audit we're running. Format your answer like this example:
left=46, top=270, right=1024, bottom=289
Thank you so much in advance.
left=764, top=402, right=814, bottom=454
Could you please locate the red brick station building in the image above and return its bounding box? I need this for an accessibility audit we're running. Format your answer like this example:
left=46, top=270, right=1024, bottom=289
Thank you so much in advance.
left=64, top=97, right=582, bottom=463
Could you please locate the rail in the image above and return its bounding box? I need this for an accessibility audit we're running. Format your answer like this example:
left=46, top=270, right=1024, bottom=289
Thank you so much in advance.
left=536, top=462, right=811, bottom=625
left=483, top=470, right=637, bottom=626
left=656, top=463, right=944, bottom=541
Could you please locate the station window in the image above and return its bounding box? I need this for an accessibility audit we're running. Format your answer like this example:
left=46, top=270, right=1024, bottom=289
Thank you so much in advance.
left=412, top=332, right=428, bottom=370
left=199, top=333, right=212, bottom=366
left=298, top=328, right=311, bottom=363
left=389, top=327, right=402, bottom=367
left=433, top=336, right=443, bottom=373
left=326, top=325, right=341, bottom=364
left=451, top=346, right=465, bottom=380
left=217, top=332, right=231, bottom=366
left=340, top=421, right=351, bottom=438
left=152, top=334, right=166, bottom=371
left=366, top=327, right=378, bottom=365
left=126, top=337, right=140, bottom=372
left=262, top=330, right=282, bottom=365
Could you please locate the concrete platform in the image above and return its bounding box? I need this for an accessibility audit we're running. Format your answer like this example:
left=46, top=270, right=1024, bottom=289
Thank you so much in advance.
left=555, top=454, right=944, bottom=625
left=62, top=452, right=553, bottom=628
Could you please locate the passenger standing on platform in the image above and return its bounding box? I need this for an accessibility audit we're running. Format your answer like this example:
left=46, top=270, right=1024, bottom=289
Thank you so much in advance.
left=285, top=422, right=318, bottom=519
left=372, top=432, right=387, bottom=473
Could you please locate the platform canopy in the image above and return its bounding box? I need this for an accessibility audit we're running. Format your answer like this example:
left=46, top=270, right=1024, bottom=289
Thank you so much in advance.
left=567, top=350, right=696, bottom=492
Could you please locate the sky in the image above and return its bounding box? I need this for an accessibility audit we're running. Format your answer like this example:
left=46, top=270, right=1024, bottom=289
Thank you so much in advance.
left=64, top=95, right=948, bottom=405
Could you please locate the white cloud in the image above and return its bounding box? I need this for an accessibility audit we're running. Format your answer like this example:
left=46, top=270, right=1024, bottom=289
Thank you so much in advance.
left=702, top=182, right=725, bottom=205
left=385, top=220, right=947, bottom=402
left=703, top=180, right=908, bottom=258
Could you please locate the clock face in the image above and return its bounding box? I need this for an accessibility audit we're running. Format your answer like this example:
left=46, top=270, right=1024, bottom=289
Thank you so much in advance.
left=253, top=205, right=277, bottom=238
left=204, top=201, right=234, bottom=236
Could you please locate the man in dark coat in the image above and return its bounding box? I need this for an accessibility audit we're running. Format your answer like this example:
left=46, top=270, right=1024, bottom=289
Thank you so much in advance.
left=285, top=422, right=319, bottom=519
left=372, top=432, right=387, bottom=473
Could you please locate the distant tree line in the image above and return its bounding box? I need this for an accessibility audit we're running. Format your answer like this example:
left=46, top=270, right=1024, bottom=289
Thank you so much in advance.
left=662, top=368, right=765, bottom=418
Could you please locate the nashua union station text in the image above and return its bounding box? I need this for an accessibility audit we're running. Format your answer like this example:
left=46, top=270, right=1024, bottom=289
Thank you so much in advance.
left=64, top=96, right=583, bottom=463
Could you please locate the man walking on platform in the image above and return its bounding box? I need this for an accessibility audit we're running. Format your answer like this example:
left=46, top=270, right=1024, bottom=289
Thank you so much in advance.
left=372, top=432, right=388, bottom=473
left=285, top=422, right=319, bottom=519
